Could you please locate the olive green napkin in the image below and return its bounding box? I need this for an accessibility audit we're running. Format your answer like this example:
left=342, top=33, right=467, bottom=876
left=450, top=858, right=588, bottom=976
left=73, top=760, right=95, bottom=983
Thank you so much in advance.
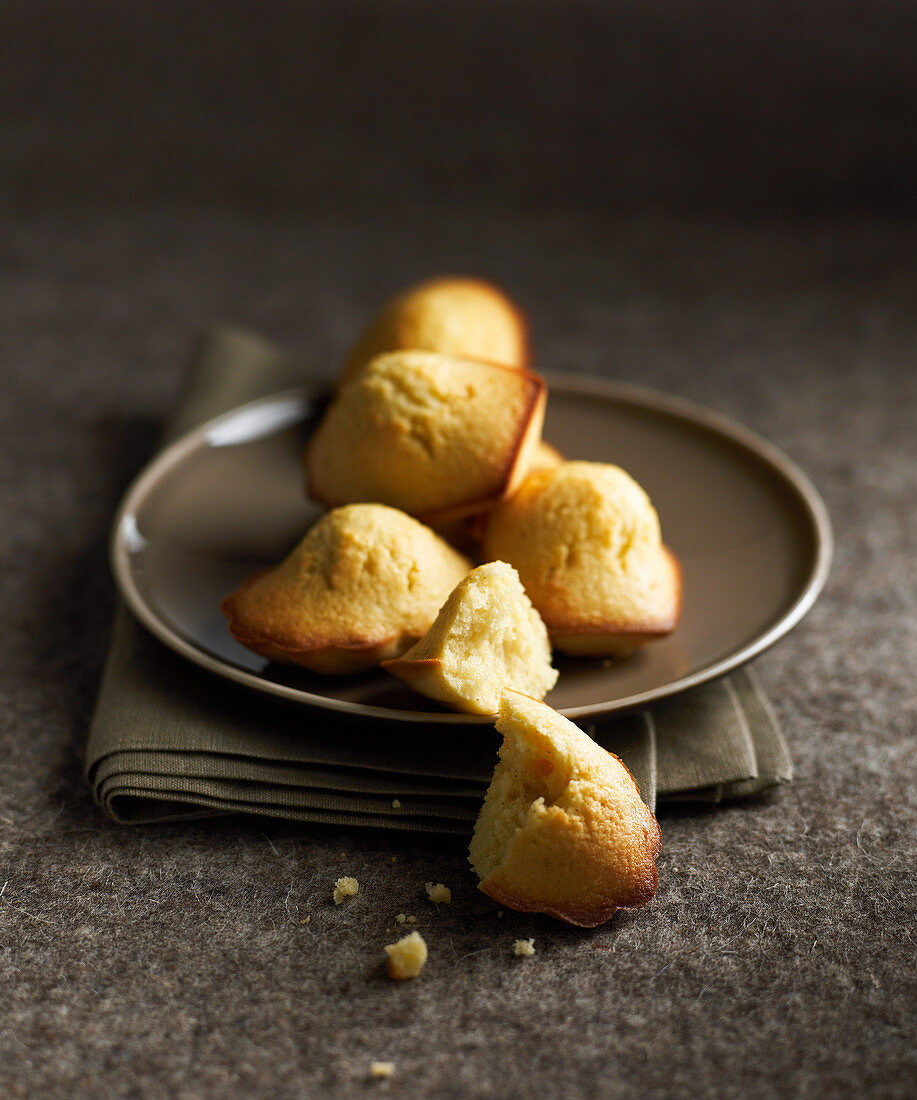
left=85, top=326, right=793, bottom=830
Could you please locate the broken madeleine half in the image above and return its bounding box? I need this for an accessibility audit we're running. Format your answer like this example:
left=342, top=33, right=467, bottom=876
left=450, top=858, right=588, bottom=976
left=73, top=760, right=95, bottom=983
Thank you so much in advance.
left=469, top=690, right=661, bottom=927
left=382, top=561, right=558, bottom=715
left=482, top=461, right=682, bottom=657
left=340, top=275, right=531, bottom=387
left=221, top=504, right=472, bottom=674
left=306, top=350, right=546, bottom=524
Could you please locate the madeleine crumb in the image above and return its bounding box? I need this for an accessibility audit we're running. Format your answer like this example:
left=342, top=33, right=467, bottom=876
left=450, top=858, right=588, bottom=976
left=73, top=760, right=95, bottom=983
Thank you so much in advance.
left=370, top=1062, right=395, bottom=1078
left=395, top=913, right=407, bottom=924
left=424, top=882, right=451, bottom=904
left=514, top=938, right=536, bottom=957
left=333, top=876, right=359, bottom=905
left=392, top=799, right=402, bottom=809
left=384, top=931, right=428, bottom=979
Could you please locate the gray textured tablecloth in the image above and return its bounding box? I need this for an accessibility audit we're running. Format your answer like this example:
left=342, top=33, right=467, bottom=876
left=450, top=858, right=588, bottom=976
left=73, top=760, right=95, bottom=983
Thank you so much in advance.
left=2, top=3, right=914, bottom=1098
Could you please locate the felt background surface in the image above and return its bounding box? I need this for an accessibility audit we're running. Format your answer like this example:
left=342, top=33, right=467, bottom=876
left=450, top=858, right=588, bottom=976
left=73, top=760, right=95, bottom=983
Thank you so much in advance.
left=1, top=2, right=914, bottom=1097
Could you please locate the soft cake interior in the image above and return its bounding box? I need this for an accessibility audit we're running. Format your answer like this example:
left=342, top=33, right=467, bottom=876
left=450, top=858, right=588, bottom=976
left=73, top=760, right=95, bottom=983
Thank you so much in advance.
left=468, top=716, right=572, bottom=880
left=435, top=575, right=554, bottom=711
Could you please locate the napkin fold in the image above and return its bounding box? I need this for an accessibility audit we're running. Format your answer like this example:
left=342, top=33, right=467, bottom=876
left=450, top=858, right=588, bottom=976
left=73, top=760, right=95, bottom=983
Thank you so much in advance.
left=85, top=327, right=793, bottom=831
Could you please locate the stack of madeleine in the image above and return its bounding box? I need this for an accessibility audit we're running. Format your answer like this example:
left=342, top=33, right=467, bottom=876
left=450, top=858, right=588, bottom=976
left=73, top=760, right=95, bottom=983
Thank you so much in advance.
left=223, top=275, right=681, bottom=692
left=221, top=276, right=672, bottom=927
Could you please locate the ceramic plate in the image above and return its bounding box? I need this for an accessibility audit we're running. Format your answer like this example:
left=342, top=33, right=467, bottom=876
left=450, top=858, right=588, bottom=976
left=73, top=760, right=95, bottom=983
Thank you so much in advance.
left=111, top=374, right=832, bottom=724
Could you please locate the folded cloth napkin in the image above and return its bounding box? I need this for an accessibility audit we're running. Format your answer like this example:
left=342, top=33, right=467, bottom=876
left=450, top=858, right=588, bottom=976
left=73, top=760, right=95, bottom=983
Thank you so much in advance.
left=85, top=327, right=793, bottom=831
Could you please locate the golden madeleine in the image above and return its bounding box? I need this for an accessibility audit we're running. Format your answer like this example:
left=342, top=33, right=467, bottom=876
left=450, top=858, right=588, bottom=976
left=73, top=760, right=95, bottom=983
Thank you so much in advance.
left=468, top=689, right=661, bottom=927
left=383, top=561, right=558, bottom=715
left=340, top=275, right=530, bottom=387
left=481, top=461, right=681, bottom=656
left=221, top=504, right=472, bottom=674
left=306, top=350, right=546, bottom=524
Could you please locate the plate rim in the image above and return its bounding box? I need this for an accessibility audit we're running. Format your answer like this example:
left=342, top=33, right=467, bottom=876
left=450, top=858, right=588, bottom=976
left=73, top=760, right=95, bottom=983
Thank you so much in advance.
left=111, top=372, right=834, bottom=725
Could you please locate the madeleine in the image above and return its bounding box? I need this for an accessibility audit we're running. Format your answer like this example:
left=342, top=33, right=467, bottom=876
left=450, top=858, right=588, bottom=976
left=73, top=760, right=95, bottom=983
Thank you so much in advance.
left=306, top=350, right=546, bottom=524
left=468, top=690, right=661, bottom=927
left=482, top=461, right=681, bottom=656
left=340, top=275, right=530, bottom=387
left=221, top=504, right=471, bottom=674
left=383, top=561, right=558, bottom=715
